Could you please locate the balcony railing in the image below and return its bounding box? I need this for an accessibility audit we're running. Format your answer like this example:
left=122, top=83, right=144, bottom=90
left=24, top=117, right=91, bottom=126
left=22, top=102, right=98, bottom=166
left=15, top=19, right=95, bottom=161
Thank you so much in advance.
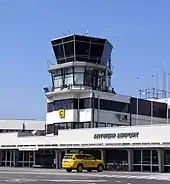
left=43, top=84, right=116, bottom=94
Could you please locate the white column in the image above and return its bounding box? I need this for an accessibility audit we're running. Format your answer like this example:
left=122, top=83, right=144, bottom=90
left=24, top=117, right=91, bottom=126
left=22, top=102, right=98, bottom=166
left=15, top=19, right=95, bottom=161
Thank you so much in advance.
left=33, top=151, right=36, bottom=166
left=55, top=150, right=62, bottom=169
left=158, top=149, right=164, bottom=173
left=13, top=151, right=16, bottom=167
left=100, top=149, right=106, bottom=168
left=127, top=149, right=133, bottom=172
left=9, top=151, right=12, bottom=167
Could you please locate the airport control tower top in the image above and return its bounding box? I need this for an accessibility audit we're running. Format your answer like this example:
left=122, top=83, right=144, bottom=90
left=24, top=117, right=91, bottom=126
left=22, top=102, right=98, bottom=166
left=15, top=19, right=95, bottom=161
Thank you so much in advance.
left=48, top=34, right=114, bottom=92
left=51, top=34, right=113, bottom=66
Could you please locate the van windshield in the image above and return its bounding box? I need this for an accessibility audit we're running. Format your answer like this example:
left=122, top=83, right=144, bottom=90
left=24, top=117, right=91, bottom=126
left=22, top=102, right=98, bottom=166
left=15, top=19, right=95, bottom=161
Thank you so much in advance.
left=63, top=155, right=73, bottom=159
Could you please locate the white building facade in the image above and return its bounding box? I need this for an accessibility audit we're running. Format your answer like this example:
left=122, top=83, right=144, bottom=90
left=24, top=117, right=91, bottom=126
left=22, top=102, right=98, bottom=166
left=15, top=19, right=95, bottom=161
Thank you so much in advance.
left=0, top=34, right=170, bottom=172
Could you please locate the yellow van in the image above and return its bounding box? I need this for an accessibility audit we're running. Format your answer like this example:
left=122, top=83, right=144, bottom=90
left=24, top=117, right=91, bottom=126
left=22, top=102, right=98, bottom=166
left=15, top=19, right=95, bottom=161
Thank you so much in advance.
left=62, top=153, right=104, bottom=172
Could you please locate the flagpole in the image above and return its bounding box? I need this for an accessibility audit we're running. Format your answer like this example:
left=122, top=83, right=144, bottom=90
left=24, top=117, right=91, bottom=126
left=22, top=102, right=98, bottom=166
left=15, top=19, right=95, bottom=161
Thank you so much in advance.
left=151, top=74, right=154, bottom=125
left=136, top=77, right=139, bottom=125
left=167, top=72, right=169, bottom=124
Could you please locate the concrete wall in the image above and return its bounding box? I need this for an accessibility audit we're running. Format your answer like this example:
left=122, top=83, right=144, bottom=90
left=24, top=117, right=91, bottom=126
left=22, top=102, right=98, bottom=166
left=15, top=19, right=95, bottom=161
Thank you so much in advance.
left=0, top=119, right=45, bottom=130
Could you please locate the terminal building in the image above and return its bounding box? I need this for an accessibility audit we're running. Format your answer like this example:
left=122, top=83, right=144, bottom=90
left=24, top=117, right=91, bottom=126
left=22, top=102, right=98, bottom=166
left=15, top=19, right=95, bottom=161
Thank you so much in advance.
left=1, top=34, right=170, bottom=172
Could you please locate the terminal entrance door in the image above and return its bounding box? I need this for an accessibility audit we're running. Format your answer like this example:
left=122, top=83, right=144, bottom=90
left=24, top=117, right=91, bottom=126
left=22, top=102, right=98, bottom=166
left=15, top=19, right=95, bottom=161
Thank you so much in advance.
left=17, top=151, right=34, bottom=167
left=1, top=150, right=16, bottom=167
left=133, top=149, right=159, bottom=172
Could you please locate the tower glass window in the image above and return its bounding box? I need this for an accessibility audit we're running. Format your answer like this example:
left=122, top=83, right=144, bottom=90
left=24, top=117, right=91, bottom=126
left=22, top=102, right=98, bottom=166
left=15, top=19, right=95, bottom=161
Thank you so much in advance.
left=51, top=34, right=113, bottom=65
left=74, top=67, right=85, bottom=85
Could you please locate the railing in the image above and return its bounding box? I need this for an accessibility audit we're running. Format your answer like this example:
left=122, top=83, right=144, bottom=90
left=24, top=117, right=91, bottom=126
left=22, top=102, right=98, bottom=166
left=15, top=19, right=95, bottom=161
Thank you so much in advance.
left=43, top=84, right=116, bottom=94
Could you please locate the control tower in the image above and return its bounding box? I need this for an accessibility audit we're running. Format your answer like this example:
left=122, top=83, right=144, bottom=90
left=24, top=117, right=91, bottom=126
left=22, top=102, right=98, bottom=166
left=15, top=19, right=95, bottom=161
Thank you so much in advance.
left=48, top=34, right=113, bottom=92
left=44, top=34, right=129, bottom=135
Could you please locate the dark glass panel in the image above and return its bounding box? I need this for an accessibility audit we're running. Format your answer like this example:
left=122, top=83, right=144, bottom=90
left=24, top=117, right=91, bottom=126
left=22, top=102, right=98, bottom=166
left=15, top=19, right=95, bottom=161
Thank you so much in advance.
left=63, top=35, right=74, bottom=42
left=47, top=124, right=54, bottom=134
left=53, top=44, right=64, bottom=60
left=53, top=98, right=78, bottom=110
left=142, top=150, right=151, bottom=164
left=47, top=102, right=53, bottom=112
left=130, top=97, right=137, bottom=114
left=153, top=101, right=167, bottom=118
left=164, top=150, right=170, bottom=165
left=133, top=150, right=141, bottom=164
left=75, top=41, right=90, bottom=56
left=75, top=35, right=91, bottom=42
left=90, top=43, right=104, bottom=58
left=64, top=41, right=74, bottom=57
left=79, top=98, right=98, bottom=109
left=152, top=150, right=158, bottom=164
left=91, top=37, right=105, bottom=44
left=51, top=39, right=62, bottom=45
left=100, top=40, right=113, bottom=66
left=100, top=99, right=129, bottom=113
left=79, top=98, right=91, bottom=109
left=138, top=99, right=151, bottom=116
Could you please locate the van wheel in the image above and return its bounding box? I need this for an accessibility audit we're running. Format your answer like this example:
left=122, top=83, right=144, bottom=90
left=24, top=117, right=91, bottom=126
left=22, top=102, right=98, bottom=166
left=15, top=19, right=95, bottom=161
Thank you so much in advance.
left=97, top=164, right=104, bottom=172
left=66, top=168, right=72, bottom=172
left=77, top=164, right=83, bottom=172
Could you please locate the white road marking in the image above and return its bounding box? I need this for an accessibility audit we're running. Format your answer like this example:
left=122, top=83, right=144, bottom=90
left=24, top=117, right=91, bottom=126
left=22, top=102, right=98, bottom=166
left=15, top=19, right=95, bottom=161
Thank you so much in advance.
left=115, top=181, right=121, bottom=183
left=1, top=170, right=170, bottom=181
left=1, top=179, right=106, bottom=183
left=44, top=179, right=106, bottom=182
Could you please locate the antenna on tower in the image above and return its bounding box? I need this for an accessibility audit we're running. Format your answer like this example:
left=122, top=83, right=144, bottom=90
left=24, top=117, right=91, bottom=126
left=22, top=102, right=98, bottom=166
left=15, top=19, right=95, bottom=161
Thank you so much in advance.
left=84, top=30, right=88, bottom=35
left=68, top=29, right=71, bottom=35
left=46, top=60, right=54, bottom=68
left=163, top=67, right=166, bottom=98
left=46, top=60, right=50, bottom=67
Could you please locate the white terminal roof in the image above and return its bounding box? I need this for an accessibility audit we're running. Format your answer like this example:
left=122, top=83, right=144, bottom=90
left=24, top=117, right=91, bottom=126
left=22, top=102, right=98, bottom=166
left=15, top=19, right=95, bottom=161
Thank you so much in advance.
left=0, top=119, right=45, bottom=130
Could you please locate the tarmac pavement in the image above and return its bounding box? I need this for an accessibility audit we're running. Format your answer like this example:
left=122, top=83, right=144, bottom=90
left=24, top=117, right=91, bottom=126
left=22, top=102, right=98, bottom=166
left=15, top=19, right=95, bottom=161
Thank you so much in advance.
left=0, top=167, right=169, bottom=184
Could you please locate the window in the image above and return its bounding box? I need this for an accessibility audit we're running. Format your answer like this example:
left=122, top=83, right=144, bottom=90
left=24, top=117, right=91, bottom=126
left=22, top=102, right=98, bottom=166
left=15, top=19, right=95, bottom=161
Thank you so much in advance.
left=53, top=44, right=65, bottom=61
left=47, top=102, right=53, bottom=112
left=64, top=42, right=74, bottom=57
left=153, top=102, right=166, bottom=118
left=65, top=74, right=73, bottom=85
left=53, top=98, right=78, bottom=110
left=76, top=155, right=87, bottom=160
left=87, top=156, right=95, bottom=160
left=100, top=99, right=129, bottom=113
left=47, top=124, right=54, bottom=134
left=74, top=67, right=85, bottom=85
left=53, top=76, right=63, bottom=88
left=130, top=97, right=167, bottom=118
left=74, top=73, right=84, bottom=85
left=75, top=41, right=90, bottom=56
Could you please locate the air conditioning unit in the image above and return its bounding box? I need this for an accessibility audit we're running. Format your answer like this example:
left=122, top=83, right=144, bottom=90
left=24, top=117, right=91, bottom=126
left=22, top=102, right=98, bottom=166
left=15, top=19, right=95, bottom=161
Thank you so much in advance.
left=116, top=114, right=128, bottom=122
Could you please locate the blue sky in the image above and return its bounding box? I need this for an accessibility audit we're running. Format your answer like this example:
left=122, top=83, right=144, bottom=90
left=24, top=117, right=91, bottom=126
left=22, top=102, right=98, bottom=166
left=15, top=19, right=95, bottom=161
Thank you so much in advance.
left=0, top=0, right=170, bottom=120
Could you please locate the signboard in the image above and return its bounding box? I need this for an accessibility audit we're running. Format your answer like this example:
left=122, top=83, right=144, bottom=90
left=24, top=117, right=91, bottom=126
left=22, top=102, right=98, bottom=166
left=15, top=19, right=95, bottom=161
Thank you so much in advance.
left=18, top=147, right=38, bottom=151
left=59, top=109, right=65, bottom=118
left=94, top=132, right=139, bottom=139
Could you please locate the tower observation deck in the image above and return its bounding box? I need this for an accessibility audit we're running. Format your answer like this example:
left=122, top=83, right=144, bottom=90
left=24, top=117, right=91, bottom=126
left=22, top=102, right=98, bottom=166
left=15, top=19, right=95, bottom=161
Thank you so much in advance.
left=47, top=34, right=114, bottom=93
